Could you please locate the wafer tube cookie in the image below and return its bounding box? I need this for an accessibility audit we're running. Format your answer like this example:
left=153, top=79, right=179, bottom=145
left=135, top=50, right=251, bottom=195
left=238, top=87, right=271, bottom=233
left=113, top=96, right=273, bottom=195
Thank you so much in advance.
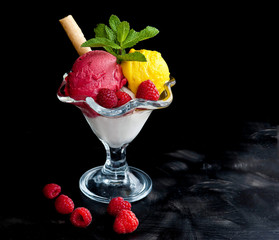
left=59, top=15, right=91, bottom=56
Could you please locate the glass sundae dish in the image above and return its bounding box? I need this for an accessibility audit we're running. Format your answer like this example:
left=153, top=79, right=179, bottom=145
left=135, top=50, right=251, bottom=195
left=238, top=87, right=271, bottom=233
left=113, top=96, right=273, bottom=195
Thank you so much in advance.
left=58, top=15, right=175, bottom=203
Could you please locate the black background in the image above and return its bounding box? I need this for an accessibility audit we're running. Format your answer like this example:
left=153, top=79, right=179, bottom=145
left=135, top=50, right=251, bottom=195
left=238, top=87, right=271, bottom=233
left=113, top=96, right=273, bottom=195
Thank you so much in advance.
left=3, top=2, right=278, bottom=239
left=7, top=2, right=278, bottom=146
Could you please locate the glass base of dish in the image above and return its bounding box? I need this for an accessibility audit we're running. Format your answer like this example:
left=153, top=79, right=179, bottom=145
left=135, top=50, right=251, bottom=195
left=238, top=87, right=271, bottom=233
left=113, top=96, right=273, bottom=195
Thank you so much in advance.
left=79, top=166, right=152, bottom=203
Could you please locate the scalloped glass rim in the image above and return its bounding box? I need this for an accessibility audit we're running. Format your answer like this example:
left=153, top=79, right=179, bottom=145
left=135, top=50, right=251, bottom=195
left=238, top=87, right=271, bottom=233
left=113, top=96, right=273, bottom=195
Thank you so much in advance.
left=57, top=73, right=175, bottom=117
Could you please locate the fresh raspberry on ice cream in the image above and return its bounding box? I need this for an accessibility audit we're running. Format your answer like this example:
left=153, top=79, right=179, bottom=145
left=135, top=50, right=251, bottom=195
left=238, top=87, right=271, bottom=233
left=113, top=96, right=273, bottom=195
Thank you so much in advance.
left=96, top=88, right=118, bottom=108
left=136, top=80, right=160, bottom=101
left=116, top=91, right=132, bottom=107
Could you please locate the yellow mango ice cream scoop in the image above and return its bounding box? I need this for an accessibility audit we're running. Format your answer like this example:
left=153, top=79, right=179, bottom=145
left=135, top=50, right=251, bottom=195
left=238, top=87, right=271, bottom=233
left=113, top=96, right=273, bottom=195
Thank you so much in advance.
left=121, top=49, right=170, bottom=95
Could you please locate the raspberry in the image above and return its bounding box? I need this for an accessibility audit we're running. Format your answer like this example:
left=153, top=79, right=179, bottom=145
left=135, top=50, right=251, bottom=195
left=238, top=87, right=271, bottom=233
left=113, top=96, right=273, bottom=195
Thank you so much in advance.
left=107, top=197, right=132, bottom=216
left=96, top=88, right=118, bottom=108
left=54, top=194, right=74, bottom=214
left=70, top=207, right=92, bottom=228
left=113, top=210, right=139, bottom=234
left=136, top=80, right=160, bottom=101
left=42, top=183, right=61, bottom=199
left=116, top=91, right=132, bottom=107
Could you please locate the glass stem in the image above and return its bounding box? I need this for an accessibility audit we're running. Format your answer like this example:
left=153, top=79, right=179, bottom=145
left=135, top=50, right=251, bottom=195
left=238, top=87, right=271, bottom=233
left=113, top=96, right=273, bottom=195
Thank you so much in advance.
left=101, top=140, right=129, bottom=183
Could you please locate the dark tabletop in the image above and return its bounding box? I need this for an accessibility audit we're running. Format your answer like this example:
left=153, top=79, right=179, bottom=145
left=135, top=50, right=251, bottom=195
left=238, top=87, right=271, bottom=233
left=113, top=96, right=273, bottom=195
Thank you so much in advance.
left=3, top=120, right=278, bottom=239
left=3, top=2, right=278, bottom=240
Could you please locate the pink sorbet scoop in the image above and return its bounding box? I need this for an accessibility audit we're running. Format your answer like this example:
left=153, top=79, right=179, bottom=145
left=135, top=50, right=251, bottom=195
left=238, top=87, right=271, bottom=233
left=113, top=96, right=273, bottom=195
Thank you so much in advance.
left=65, top=50, right=127, bottom=100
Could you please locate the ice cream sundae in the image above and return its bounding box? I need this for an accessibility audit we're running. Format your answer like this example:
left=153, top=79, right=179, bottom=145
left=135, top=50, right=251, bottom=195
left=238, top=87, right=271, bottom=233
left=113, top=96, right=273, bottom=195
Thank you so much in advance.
left=57, top=14, right=175, bottom=203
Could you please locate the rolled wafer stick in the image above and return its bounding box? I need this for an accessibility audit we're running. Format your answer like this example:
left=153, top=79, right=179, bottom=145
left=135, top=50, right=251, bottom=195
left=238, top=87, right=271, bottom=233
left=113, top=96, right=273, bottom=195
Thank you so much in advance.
left=59, top=15, right=91, bottom=56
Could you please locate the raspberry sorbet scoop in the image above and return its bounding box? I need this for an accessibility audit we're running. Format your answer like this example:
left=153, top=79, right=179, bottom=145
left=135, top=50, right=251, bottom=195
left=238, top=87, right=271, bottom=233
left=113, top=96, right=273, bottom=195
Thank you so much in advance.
left=65, top=50, right=127, bottom=100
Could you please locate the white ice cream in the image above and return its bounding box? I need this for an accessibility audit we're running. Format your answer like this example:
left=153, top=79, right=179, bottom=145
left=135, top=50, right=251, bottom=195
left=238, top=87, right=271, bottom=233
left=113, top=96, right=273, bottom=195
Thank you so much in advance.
left=84, top=110, right=152, bottom=148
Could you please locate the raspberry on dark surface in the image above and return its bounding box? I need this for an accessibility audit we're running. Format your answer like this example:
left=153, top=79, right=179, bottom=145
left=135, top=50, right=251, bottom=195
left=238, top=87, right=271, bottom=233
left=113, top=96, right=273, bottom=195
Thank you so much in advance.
left=42, top=183, right=61, bottom=199
left=107, top=197, right=132, bottom=216
left=70, top=207, right=92, bottom=228
left=54, top=194, right=75, bottom=214
left=113, top=209, right=139, bottom=234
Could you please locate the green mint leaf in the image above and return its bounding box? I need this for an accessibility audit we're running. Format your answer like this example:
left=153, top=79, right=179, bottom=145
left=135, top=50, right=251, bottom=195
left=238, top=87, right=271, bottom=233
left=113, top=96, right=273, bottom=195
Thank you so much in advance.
left=94, top=23, right=116, bottom=42
left=81, top=37, right=120, bottom=49
left=109, top=14, right=121, bottom=32
left=121, top=29, right=140, bottom=49
left=104, top=25, right=116, bottom=41
left=121, top=26, right=159, bottom=49
left=94, top=24, right=106, bottom=38
left=117, top=21, right=130, bottom=45
left=117, top=52, right=147, bottom=62
left=104, top=46, right=117, bottom=56
left=84, top=15, right=160, bottom=63
left=137, top=26, right=159, bottom=41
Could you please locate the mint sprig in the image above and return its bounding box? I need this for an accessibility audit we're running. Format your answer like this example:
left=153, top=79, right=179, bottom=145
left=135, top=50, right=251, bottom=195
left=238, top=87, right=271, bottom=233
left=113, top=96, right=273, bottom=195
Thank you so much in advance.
left=81, top=14, right=159, bottom=63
